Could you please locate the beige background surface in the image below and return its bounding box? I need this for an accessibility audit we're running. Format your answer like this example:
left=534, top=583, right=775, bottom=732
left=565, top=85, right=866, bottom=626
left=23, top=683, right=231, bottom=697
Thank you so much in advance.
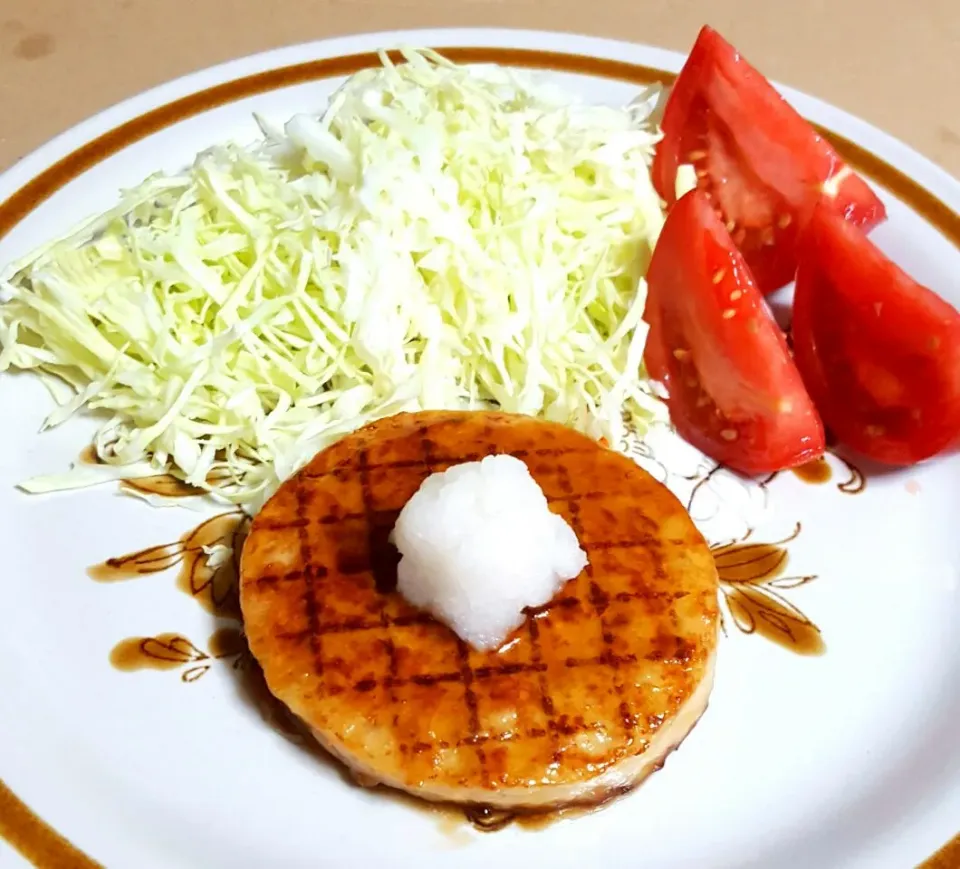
left=0, top=0, right=958, bottom=177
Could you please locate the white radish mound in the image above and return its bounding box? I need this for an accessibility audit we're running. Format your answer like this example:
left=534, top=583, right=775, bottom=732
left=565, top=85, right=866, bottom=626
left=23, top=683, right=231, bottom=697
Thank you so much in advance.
left=391, top=454, right=588, bottom=651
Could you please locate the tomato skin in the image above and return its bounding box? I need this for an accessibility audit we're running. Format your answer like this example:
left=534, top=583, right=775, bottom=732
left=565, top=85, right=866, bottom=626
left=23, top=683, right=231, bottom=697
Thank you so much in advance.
left=792, top=205, right=960, bottom=465
left=653, top=26, right=886, bottom=294
left=643, top=189, right=825, bottom=475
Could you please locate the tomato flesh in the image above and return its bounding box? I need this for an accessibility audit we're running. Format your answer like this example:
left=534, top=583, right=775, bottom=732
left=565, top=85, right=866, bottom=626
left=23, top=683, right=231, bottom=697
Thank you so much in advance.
left=653, top=26, right=887, bottom=294
left=792, top=205, right=960, bottom=465
left=643, top=189, right=825, bottom=474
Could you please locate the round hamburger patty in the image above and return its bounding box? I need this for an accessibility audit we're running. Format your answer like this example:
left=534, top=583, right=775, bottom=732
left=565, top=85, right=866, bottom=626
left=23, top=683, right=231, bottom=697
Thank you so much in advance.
left=240, top=411, right=719, bottom=810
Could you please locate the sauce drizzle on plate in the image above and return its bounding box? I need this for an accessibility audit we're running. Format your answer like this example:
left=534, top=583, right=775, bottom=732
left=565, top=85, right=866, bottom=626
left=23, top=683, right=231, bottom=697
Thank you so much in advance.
left=792, top=457, right=832, bottom=485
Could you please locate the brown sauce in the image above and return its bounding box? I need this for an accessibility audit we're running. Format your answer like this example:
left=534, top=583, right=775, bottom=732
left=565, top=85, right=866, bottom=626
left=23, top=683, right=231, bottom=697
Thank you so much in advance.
left=723, top=585, right=825, bottom=656
left=111, top=628, right=248, bottom=684
left=761, top=452, right=865, bottom=494
left=712, top=524, right=825, bottom=656
left=712, top=541, right=789, bottom=583
left=463, top=805, right=517, bottom=832
left=1, top=44, right=956, bottom=863
left=515, top=803, right=609, bottom=830
left=87, top=541, right=183, bottom=582
left=444, top=779, right=633, bottom=834
left=489, top=800, right=610, bottom=831
left=83, top=447, right=209, bottom=499
left=110, top=633, right=204, bottom=672
left=207, top=626, right=245, bottom=659
left=175, top=513, right=247, bottom=618
left=121, top=466, right=233, bottom=499
left=792, top=457, right=832, bottom=485
left=120, top=475, right=206, bottom=498
left=432, top=807, right=476, bottom=845
left=366, top=793, right=608, bottom=837
left=88, top=511, right=247, bottom=619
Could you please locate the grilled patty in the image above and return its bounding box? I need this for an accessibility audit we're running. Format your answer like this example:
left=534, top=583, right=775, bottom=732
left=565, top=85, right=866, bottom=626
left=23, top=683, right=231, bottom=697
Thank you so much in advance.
left=240, top=411, right=719, bottom=810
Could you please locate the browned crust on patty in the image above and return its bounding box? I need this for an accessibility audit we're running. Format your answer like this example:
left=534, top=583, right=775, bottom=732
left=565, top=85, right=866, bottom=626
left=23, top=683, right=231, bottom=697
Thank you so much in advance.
left=240, top=411, right=719, bottom=807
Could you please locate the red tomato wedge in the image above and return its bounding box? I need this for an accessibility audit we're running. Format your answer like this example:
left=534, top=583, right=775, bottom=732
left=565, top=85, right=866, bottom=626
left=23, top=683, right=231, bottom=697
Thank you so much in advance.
left=643, top=189, right=825, bottom=474
left=653, top=26, right=886, bottom=294
left=792, top=205, right=960, bottom=465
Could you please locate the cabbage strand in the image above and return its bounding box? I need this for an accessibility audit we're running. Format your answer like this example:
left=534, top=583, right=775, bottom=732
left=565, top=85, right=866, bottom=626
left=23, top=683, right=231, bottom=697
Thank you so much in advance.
left=0, top=48, right=667, bottom=513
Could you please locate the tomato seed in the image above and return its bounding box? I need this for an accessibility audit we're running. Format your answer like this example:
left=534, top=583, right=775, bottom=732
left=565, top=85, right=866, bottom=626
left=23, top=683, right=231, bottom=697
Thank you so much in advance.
left=687, top=149, right=707, bottom=161
left=777, top=213, right=792, bottom=229
left=696, top=168, right=708, bottom=179
left=720, top=429, right=738, bottom=441
left=725, top=220, right=736, bottom=232
left=730, top=290, right=742, bottom=301
left=865, top=424, right=886, bottom=437
left=722, top=309, right=736, bottom=319
left=673, top=348, right=690, bottom=360
left=712, top=268, right=726, bottom=284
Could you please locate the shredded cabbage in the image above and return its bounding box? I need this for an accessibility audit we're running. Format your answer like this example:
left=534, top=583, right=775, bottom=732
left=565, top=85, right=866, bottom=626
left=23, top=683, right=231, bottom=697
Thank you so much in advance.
left=0, top=48, right=667, bottom=513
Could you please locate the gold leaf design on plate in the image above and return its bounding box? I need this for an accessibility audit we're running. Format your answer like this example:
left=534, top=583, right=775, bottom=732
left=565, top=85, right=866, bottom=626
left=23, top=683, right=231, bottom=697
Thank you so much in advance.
left=683, top=463, right=773, bottom=530
left=89, top=510, right=248, bottom=619
left=713, top=541, right=789, bottom=584
left=619, top=429, right=710, bottom=485
left=712, top=523, right=825, bottom=656
left=177, top=512, right=249, bottom=618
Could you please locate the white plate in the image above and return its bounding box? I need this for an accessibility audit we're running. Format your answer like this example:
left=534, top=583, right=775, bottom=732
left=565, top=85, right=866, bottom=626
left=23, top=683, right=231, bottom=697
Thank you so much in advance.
left=1, top=27, right=958, bottom=869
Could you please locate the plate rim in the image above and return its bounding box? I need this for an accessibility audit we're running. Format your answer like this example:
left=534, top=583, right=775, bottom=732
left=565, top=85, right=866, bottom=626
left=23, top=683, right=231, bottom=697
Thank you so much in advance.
left=2, top=27, right=960, bottom=223
left=0, top=25, right=957, bottom=869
